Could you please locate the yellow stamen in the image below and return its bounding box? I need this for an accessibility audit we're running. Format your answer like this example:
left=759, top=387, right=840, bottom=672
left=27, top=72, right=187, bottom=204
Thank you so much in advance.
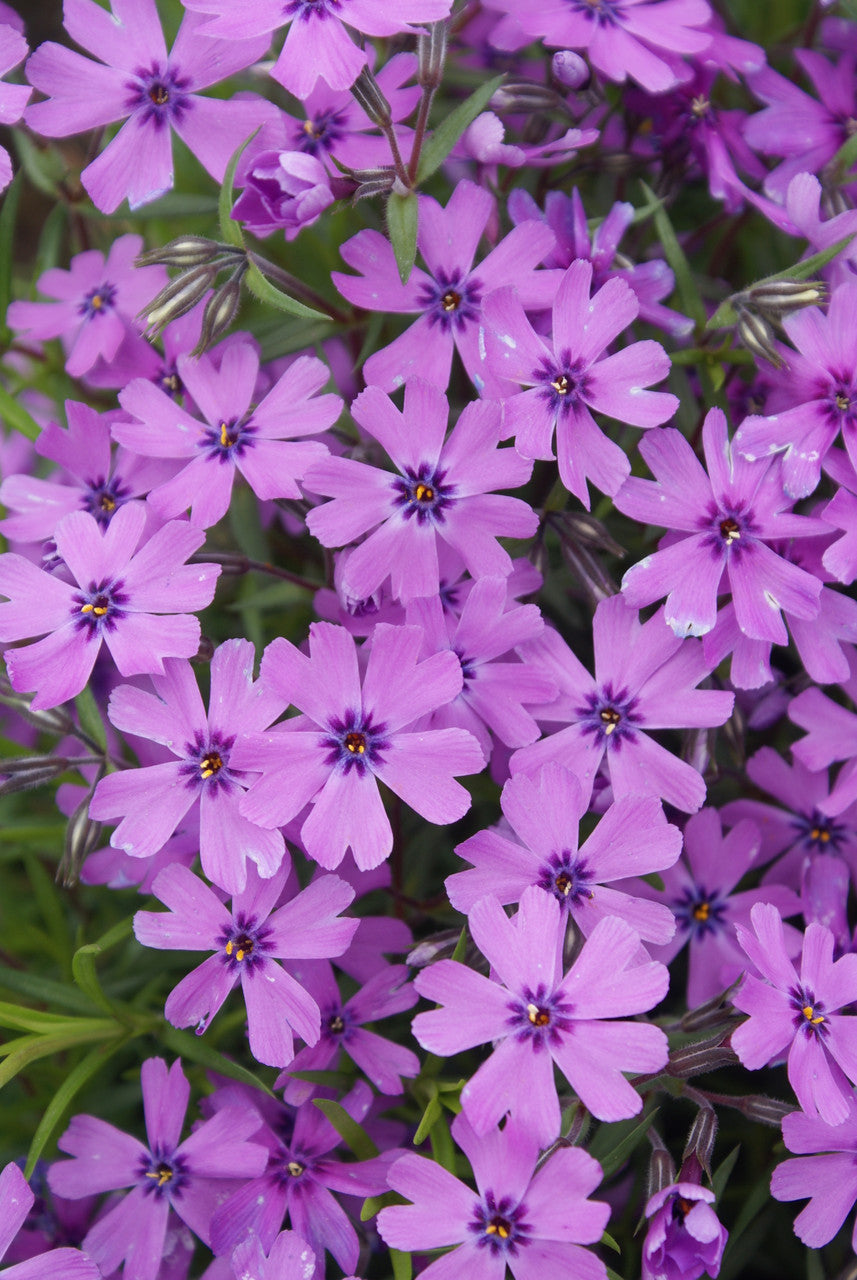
left=600, top=707, right=621, bottom=734
left=527, top=1003, right=550, bottom=1027
left=415, top=483, right=434, bottom=502
left=720, top=518, right=741, bottom=544
left=90, top=294, right=103, bottom=311
left=551, top=375, right=569, bottom=395
left=441, top=290, right=461, bottom=312
left=693, top=901, right=710, bottom=922
left=226, top=941, right=233, bottom=956
left=287, top=1161, right=304, bottom=1177
left=802, top=1004, right=825, bottom=1026
left=145, top=1166, right=172, bottom=1188
left=220, top=422, right=230, bottom=448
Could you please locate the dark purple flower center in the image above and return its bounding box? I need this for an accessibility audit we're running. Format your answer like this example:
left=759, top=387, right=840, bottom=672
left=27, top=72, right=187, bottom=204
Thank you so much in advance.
left=217, top=912, right=274, bottom=975
left=828, top=380, right=857, bottom=426
left=419, top=269, right=483, bottom=332
left=790, top=985, right=829, bottom=1038
left=200, top=416, right=258, bottom=462
left=700, top=500, right=759, bottom=560
left=323, top=708, right=389, bottom=776
left=577, top=682, right=641, bottom=749
left=567, top=0, right=623, bottom=27
left=322, top=1005, right=351, bottom=1041
left=454, top=648, right=477, bottom=684
left=158, top=364, right=183, bottom=398
left=179, top=730, right=239, bottom=793
left=297, top=109, right=347, bottom=155
left=535, top=350, right=589, bottom=416
left=791, top=808, right=848, bottom=853
left=126, top=63, right=192, bottom=128
left=138, top=1148, right=188, bottom=1200
left=674, top=885, right=728, bottom=937
left=272, top=1144, right=315, bottom=1188
left=469, top=1191, right=532, bottom=1255
left=82, top=475, right=131, bottom=528
left=78, top=283, right=116, bottom=320
left=72, top=579, right=128, bottom=635
left=509, top=981, right=574, bottom=1048
left=537, top=851, right=594, bottom=908
left=392, top=463, right=456, bottom=526
left=285, top=0, right=345, bottom=21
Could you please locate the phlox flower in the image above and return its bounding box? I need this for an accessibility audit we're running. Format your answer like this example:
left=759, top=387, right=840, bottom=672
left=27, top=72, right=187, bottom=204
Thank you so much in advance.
left=0, top=1163, right=99, bottom=1280
left=116, top=344, right=340, bottom=529
left=234, top=621, right=484, bottom=869
left=642, top=1181, right=728, bottom=1280
left=447, top=761, right=681, bottom=944
left=732, top=902, right=857, bottom=1125
left=134, top=862, right=357, bottom=1068
left=789, top=648, right=857, bottom=817
left=89, top=639, right=287, bottom=894
left=510, top=596, right=735, bottom=815
left=205, top=1232, right=325, bottom=1280
left=0, top=25, right=31, bottom=193
left=616, top=408, right=825, bottom=640
left=0, top=502, right=220, bottom=711
left=771, top=1098, right=857, bottom=1250
left=332, top=180, right=557, bottom=396
left=7, top=236, right=166, bottom=379
left=231, top=150, right=333, bottom=240
left=414, top=886, right=669, bottom=1143
left=48, top=1058, right=268, bottom=1280
left=305, top=381, right=537, bottom=605
left=182, top=0, right=453, bottom=100
left=378, top=1111, right=611, bottom=1280
left=481, top=259, right=677, bottom=507
left=25, top=0, right=278, bottom=213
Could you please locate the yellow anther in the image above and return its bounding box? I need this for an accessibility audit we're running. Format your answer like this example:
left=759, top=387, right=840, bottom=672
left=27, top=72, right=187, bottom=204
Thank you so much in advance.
left=551, top=375, right=569, bottom=395
left=226, top=941, right=233, bottom=955
left=287, top=1161, right=304, bottom=1177
left=236, top=948, right=245, bottom=961
left=441, top=290, right=461, bottom=312
left=486, top=1218, right=511, bottom=1239
left=93, top=606, right=107, bottom=616
left=90, top=294, right=103, bottom=310
left=145, top=1166, right=172, bottom=1188
left=720, top=518, right=741, bottom=544
left=527, top=1003, right=550, bottom=1027
left=415, top=483, right=434, bottom=502
left=600, top=707, right=621, bottom=734
left=837, top=393, right=850, bottom=411
left=802, top=1004, right=825, bottom=1025
left=693, top=901, right=710, bottom=922
left=345, top=732, right=366, bottom=754
left=220, top=422, right=230, bottom=448
left=810, top=827, right=830, bottom=843
left=80, top=603, right=94, bottom=613
left=555, top=872, right=572, bottom=896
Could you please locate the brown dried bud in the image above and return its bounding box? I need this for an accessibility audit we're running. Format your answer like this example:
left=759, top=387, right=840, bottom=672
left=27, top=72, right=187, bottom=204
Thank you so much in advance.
left=407, top=930, right=463, bottom=969
left=491, top=81, right=569, bottom=115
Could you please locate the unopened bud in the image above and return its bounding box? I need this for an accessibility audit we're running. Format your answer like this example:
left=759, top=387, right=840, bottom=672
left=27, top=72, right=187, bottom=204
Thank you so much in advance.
left=417, top=19, right=450, bottom=89
left=491, top=81, right=567, bottom=115
left=407, top=929, right=464, bottom=969
left=682, top=1106, right=717, bottom=1176
left=353, top=171, right=397, bottom=201
left=142, top=263, right=219, bottom=337
left=734, top=305, right=784, bottom=369
left=59, top=789, right=103, bottom=888
left=738, top=1094, right=793, bottom=1127
left=646, top=1145, right=676, bottom=1200
left=193, top=267, right=246, bottom=356
left=681, top=990, right=739, bottom=1032
left=0, top=676, right=73, bottom=736
left=552, top=50, right=591, bottom=90
left=136, top=236, right=240, bottom=270
left=351, top=66, right=392, bottom=127
left=668, top=1035, right=739, bottom=1078
left=747, top=278, right=826, bottom=315
left=0, top=755, right=70, bottom=795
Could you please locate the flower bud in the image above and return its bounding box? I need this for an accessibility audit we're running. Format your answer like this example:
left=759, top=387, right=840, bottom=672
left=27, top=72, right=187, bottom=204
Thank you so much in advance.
left=142, top=263, right=219, bottom=337
left=682, top=1106, right=717, bottom=1176
left=734, top=305, right=784, bottom=369
left=491, top=81, right=567, bottom=115
left=0, top=755, right=70, bottom=795
left=552, top=50, right=591, bottom=90
left=0, top=676, right=73, bottom=736
left=646, top=1145, right=677, bottom=1200
left=136, top=236, right=239, bottom=270
left=407, top=929, right=463, bottom=969
left=350, top=66, right=392, bottom=127
left=353, top=171, right=397, bottom=201
left=747, top=278, right=826, bottom=315
left=737, top=1094, right=793, bottom=1127
left=418, top=19, right=450, bottom=89
left=681, top=990, right=739, bottom=1032
left=668, top=1035, right=739, bottom=1078
left=194, top=268, right=245, bottom=355
left=59, top=789, right=103, bottom=888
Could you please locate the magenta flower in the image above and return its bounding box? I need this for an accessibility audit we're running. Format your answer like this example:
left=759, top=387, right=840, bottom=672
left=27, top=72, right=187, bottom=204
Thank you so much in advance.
left=771, top=1099, right=857, bottom=1249
left=234, top=621, right=484, bottom=870
left=215, top=1233, right=323, bottom=1280
left=510, top=597, right=735, bottom=814
left=616, top=408, right=824, bottom=640
left=134, top=862, right=358, bottom=1067
left=378, top=1111, right=611, bottom=1280
left=25, top=0, right=277, bottom=212
left=305, top=381, right=536, bottom=605
left=7, top=236, right=166, bottom=378
left=789, top=650, right=857, bottom=817
left=232, top=150, right=333, bottom=240
left=0, top=502, right=220, bottom=710
left=0, top=1163, right=99, bottom=1280
left=48, top=1058, right=268, bottom=1280
left=447, top=761, right=681, bottom=944
left=732, top=902, right=857, bottom=1125
left=332, top=180, right=557, bottom=396
left=642, top=1181, right=728, bottom=1280
left=0, top=25, right=31, bottom=193
left=182, top=0, right=453, bottom=99
left=89, top=639, right=287, bottom=894
left=414, top=886, right=669, bottom=1142
left=116, top=345, right=339, bottom=529
left=482, top=259, right=677, bottom=507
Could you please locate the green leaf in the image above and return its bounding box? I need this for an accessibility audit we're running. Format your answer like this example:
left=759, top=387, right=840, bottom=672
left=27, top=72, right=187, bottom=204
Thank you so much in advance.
left=601, top=1230, right=621, bottom=1255
left=72, top=917, right=134, bottom=1015
left=0, top=174, right=21, bottom=346
left=74, top=683, right=108, bottom=753
left=218, top=130, right=259, bottom=248
left=830, top=129, right=857, bottom=181
left=417, top=74, right=505, bottom=185
left=159, top=1027, right=273, bottom=1094
left=245, top=260, right=331, bottom=321
left=806, top=1250, right=825, bottom=1280
left=25, top=1039, right=126, bottom=1177
left=390, top=1249, right=413, bottom=1280
left=0, top=1001, right=92, bottom=1033
left=711, top=1142, right=740, bottom=1200
left=312, top=1099, right=379, bottom=1161
left=708, top=235, right=855, bottom=331
left=387, top=190, right=419, bottom=285
left=450, top=925, right=468, bottom=963
left=606, top=1268, right=627, bottom=1280
left=360, top=1190, right=402, bottom=1222
left=589, top=1109, right=659, bottom=1182
left=0, top=381, right=41, bottom=441
left=0, top=967, right=100, bottom=1014
left=640, top=180, right=705, bottom=330
left=641, top=872, right=665, bottom=891
left=0, top=1023, right=121, bottom=1089
left=33, top=203, right=68, bottom=281
left=413, top=1089, right=443, bottom=1145
left=428, top=1107, right=456, bottom=1174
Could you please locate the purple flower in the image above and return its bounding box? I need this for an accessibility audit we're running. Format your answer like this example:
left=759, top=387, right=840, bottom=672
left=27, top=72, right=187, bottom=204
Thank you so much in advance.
left=642, top=1181, right=728, bottom=1280
left=305, top=381, right=536, bottom=604
left=0, top=25, right=31, bottom=193
left=447, top=761, right=681, bottom=944
left=7, top=236, right=166, bottom=378
left=89, top=639, right=287, bottom=894
left=25, top=0, right=277, bottom=212
left=789, top=650, right=857, bottom=816
left=232, top=150, right=334, bottom=240
left=732, top=902, right=857, bottom=1124
left=771, top=1098, right=857, bottom=1249
left=0, top=502, right=220, bottom=710
left=48, top=1057, right=268, bottom=1280
left=616, top=408, right=824, bottom=640
left=378, top=1110, right=611, bottom=1280
left=332, top=180, right=557, bottom=395
left=134, top=862, right=358, bottom=1067
left=414, top=886, right=669, bottom=1142
left=511, top=597, right=735, bottom=815
left=182, top=0, right=453, bottom=99
left=116, top=345, right=339, bottom=529
left=0, top=1163, right=99, bottom=1280
left=210, top=1232, right=323, bottom=1280
left=234, top=621, right=484, bottom=869
left=481, top=259, right=677, bottom=507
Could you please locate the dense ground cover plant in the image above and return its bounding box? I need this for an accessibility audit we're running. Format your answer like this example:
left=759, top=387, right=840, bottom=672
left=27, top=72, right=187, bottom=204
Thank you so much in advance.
left=3, top=1, right=857, bottom=1278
